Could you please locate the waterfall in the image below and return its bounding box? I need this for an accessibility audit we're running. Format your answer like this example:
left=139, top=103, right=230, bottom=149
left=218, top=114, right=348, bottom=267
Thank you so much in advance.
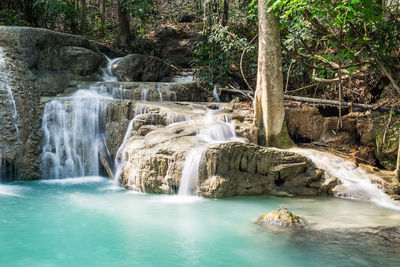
left=41, top=56, right=120, bottom=179
left=178, top=108, right=243, bottom=196
left=0, top=48, right=19, bottom=140
left=213, top=85, right=220, bottom=102
left=114, top=105, right=149, bottom=184
left=141, top=88, right=149, bottom=101
left=41, top=91, right=112, bottom=178
left=156, top=85, right=163, bottom=101
left=292, top=148, right=400, bottom=211
left=102, top=56, right=120, bottom=82
left=178, top=147, right=206, bottom=196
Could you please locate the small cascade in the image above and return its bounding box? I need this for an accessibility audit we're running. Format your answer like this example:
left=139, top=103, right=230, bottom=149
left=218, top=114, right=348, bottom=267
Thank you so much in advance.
left=197, top=110, right=240, bottom=144
left=141, top=88, right=149, bottom=101
left=172, top=71, right=194, bottom=83
left=156, top=84, right=163, bottom=101
left=178, top=108, right=243, bottom=196
left=114, top=105, right=149, bottom=184
left=101, top=56, right=120, bottom=82
left=178, top=147, right=206, bottom=196
left=292, top=148, right=400, bottom=211
left=0, top=48, right=19, bottom=140
left=213, top=85, right=220, bottom=102
left=166, top=113, right=192, bottom=125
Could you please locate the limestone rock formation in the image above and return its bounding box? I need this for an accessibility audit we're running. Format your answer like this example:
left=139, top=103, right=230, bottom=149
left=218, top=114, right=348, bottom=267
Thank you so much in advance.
left=111, top=54, right=172, bottom=82
left=284, top=104, right=400, bottom=170
left=0, top=26, right=107, bottom=179
left=257, top=208, right=304, bottom=227
left=111, top=102, right=337, bottom=197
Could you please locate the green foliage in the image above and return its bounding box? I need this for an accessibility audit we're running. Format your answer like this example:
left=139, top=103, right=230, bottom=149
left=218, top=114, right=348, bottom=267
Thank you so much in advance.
left=33, top=0, right=79, bottom=29
left=0, top=9, right=30, bottom=26
left=193, top=25, right=255, bottom=88
left=273, top=1, right=399, bottom=73
left=121, top=0, right=158, bottom=24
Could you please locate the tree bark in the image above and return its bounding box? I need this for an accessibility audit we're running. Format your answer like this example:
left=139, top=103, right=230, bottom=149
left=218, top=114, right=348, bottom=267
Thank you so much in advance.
left=253, top=0, right=292, bottom=147
left=222, top=0, right=229, bottom=26
left=80, top=0, right=86, bottom=35
left=114, top=0, right=131, bottom=51
left=101, top=0, right=106, bottom=35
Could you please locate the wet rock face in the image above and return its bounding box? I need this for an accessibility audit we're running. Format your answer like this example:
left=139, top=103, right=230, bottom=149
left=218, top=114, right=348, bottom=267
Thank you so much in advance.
left=111, top=54, right=172, bottom=82
left=198, top=143, right=334, bottom=197
left=0, top=26, right=108, bottom=179
left=284, top=104, right=400, bottom=170
left=0, top=26, right=106, bottom=96
left=257, top=208, right=303, bottom=227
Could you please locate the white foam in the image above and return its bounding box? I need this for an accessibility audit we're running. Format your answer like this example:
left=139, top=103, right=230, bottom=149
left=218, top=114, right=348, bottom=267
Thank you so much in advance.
left=0, top=184, right=25, bottom=197
left=38, top=176, right=108, bottom=185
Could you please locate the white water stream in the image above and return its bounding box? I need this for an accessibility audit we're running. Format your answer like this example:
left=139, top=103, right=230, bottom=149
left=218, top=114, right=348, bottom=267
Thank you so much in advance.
left=41, top=57, right=118, bottom=178
left=292, top=148, right=400, bottom=211
left=178, top=109, right=242, bottom=196
left=0, top=48, right=19, bottom=140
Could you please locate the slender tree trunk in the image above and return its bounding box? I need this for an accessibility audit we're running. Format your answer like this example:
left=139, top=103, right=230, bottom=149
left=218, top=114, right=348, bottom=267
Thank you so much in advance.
left=253, top=0, right=292, bottom=147
left=222, top=0, right=229, bottom=26
left=114, top=0, right=131, bottom=51
left=395, top=131, right=400, bottom=182
left=101, top=0, right=106, bottom=35
left=80, top=0, right=86, bottom=35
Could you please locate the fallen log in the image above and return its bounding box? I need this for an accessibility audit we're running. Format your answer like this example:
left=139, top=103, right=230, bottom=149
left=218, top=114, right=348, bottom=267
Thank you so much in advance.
left=283, top=95, right=399, bottom=113
left=221, top=88, right=399, bottom=113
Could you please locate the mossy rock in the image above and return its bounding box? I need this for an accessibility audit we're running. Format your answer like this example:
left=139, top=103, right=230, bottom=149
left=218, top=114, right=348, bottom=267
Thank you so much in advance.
left=257, top=207, right=304, bottom=227
left=371, top=114, right=400, bottom=170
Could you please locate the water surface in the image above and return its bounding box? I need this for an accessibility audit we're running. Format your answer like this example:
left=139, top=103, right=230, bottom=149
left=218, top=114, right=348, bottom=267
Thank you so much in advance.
left=1, top=177, right=399, bottom=267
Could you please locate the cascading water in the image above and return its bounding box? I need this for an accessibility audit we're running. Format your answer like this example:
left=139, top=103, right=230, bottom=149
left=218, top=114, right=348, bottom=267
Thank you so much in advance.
left=292, top=148, right=400, bottom=211
left=114, top=105, right=149, bottom=184
left=178, top=148, right=205, bottom=196
left=41, top=57, right=119, bottom=179
left=141, top=88, right=149, bottom=101
left=156, top=84, right=163, bottom=101
left=41, top=91, right=112, bottom=178
left=178, top=109, right=242, bottom=196
left=0, top=48, right=19, bottom=140
left=212, top=85, right=220, bottom=102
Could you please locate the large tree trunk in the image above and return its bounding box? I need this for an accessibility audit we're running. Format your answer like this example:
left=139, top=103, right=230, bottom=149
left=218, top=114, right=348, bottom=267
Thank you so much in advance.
left=114, top=0, right=131, bottom=51
left=253, top=0, right=292, bottom=147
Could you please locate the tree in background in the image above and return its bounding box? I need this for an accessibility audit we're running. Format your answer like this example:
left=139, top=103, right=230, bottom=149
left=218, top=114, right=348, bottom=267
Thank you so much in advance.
left=395, top=131, right=400, bottom=182
left=114, top=0, right=157, bottom=51
left=254, top=0, right=292, bottom=147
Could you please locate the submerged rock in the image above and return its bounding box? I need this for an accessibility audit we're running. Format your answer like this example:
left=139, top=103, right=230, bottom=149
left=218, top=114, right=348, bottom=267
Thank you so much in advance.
left=257, top=208, right=304, bottom=227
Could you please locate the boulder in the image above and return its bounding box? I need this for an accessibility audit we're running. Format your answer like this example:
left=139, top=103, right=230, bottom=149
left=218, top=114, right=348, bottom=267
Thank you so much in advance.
left=257, top=208, right=304, bottom=227
left=111, top=54, right=172, bottom=82
left=155, top=27, right=195, bottom=67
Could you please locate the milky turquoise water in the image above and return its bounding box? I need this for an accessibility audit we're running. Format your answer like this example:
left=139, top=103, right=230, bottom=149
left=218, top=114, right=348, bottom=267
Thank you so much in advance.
left=1, top=177, right=400, bottom=267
